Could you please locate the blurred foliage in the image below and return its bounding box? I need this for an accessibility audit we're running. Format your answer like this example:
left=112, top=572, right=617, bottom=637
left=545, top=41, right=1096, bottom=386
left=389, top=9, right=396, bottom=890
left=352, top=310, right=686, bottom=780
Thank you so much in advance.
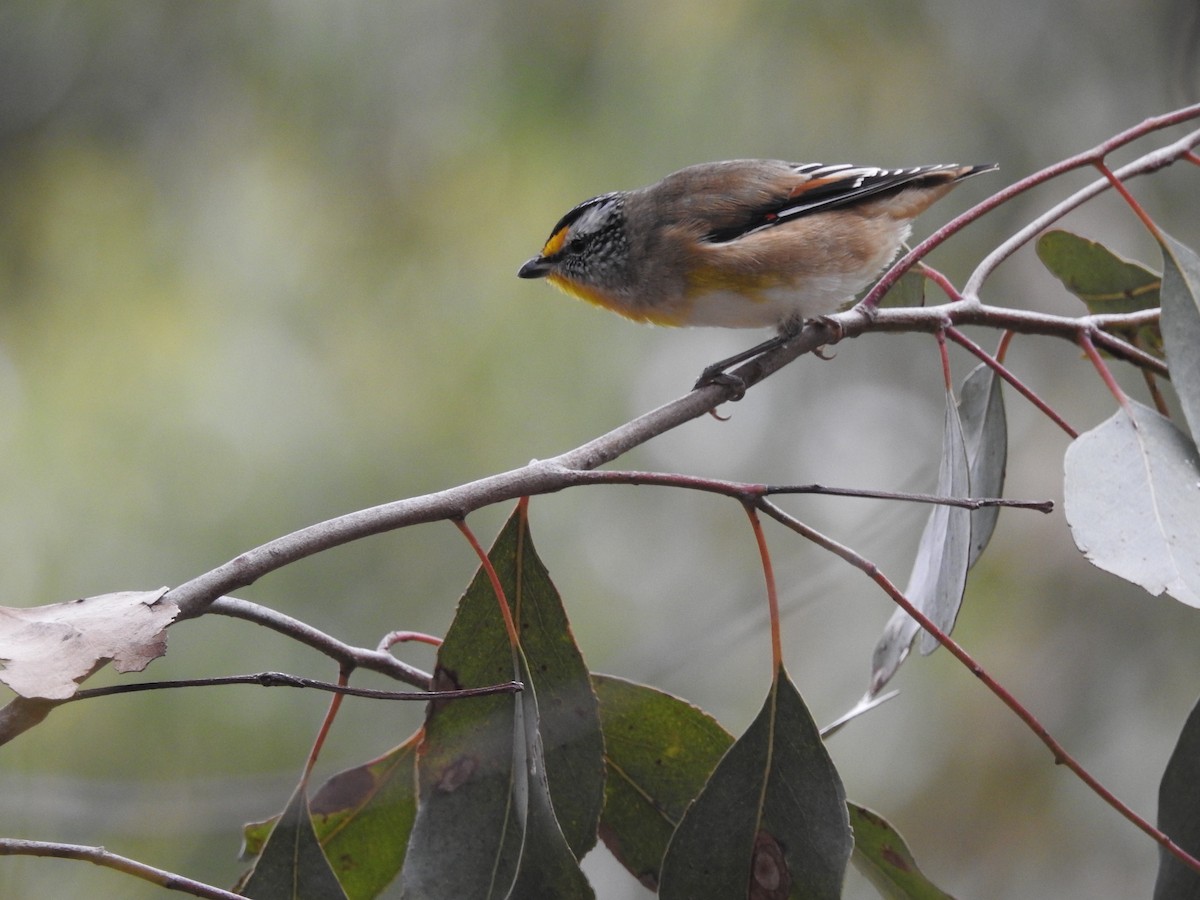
left=0, top=2, right=1199, bottom=898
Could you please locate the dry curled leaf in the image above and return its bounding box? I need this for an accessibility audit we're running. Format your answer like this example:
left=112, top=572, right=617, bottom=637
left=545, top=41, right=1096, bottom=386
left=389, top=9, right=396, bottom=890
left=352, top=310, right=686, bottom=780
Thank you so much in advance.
left=0, top=588, right=177, bottom=700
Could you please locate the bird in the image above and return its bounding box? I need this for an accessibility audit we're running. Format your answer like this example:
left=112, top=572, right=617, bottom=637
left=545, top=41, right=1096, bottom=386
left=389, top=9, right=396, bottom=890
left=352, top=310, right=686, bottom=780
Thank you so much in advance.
left=518, top=160, right=995, bottom=381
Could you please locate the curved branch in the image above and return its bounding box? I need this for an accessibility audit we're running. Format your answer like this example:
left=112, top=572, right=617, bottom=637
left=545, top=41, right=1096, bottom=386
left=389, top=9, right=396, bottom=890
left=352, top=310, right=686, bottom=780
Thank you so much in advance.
left=859, top=106, right=1200, bottom=309
left=6, top=106, right=1182, bottom=751
left=0, top=839, right=242, bottom=900
left=159, top=108, right=1200, bottom=622
left=206, top=596, right=432, bottom=689
left=163, top=297, right=1162, bottom=623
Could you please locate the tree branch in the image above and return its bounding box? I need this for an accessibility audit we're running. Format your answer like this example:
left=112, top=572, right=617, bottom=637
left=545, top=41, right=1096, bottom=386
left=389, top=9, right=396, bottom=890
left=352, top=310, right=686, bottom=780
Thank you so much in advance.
left=161, top=294, right=1160, bottom=626
left=207, top=596, right=432, bottom=688
left=963, top=124, right=1200, bottom=296
left=155, top=111, right=1200, bottom=624
left=0, top=839, right=243, bottom=900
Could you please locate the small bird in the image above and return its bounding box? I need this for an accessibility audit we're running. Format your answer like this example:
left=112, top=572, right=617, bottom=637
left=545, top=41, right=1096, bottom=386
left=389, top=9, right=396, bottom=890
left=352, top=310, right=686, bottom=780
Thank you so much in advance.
left=518, top=160, right=996, bottom=339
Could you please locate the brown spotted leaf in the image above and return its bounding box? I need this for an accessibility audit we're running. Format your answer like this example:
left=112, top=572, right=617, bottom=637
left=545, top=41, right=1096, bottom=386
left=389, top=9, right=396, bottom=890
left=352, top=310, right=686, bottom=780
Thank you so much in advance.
left=241, top=733, right=420, bottom=900
left=658, top=666, right=851, bottom=899
left=850, top=803, right=956, bottom=899
left=239, top=783, right=347, bottom=900
left=400, top=506, right=600, bottom=899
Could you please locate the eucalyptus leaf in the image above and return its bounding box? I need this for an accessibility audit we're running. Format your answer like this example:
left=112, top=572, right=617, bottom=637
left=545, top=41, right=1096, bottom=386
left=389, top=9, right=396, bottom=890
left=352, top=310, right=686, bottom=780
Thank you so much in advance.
left=1064, top=401, right=1200, bottom=606
left=659, top=667, right=851, bottom=899
left=1160, top=231, right=1200, bottom=445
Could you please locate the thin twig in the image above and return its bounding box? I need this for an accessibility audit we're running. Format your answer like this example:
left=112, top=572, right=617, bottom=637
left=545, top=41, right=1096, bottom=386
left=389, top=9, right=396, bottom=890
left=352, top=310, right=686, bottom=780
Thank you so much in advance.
left=947, top=326, right=1078, bottom=438
left=563, top=468, right=1052, bottom=512
left=66, top=671, right=520, bottom=702
left=208, top=596, right=432, bottom=688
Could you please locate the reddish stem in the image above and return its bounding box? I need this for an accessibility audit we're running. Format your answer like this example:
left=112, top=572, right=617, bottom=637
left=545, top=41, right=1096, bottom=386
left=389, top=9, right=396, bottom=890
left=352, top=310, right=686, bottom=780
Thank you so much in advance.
left=743, top=504, right=783, bottom=673
left=454, top=518, right=520, bottom=647
left=996, top=330, right=1015, bottom=364
left=947, top=326, right=1079, bottom=438
left=1078, top=330, right=1130, bottom=409
left=302, top=667, right=350, bottom=784
left=936, top=330, right=953, bottom=392
left=1095, top=161, right=1162, bottom=239
left=918, top=264, right=964, bottom=303
left=378, top=631, right=443, bottom=651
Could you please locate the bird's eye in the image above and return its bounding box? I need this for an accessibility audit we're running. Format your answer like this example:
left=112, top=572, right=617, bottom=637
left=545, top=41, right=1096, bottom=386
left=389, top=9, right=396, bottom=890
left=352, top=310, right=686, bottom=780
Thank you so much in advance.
left=567, top=236, right=587, bottom=253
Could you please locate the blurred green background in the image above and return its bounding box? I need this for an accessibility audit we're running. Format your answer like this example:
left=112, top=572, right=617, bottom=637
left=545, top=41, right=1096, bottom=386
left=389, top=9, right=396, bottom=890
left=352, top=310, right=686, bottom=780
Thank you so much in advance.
left=1, top=2, right=1199, bottom=897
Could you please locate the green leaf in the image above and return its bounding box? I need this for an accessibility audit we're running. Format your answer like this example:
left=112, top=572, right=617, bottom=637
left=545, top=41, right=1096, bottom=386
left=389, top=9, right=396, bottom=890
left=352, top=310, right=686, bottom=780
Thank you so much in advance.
left=242, top=736, right=420, bottom=899
left=506, top=513, right=606, bottom=859
left=309, top=735, right=420, bottom=899
left=1160, top=231, right=1200, bottom=446
left=1037, top=229, right=1163, bottom=356
left=240, top=784, right=348, bottom=900
left=504, top=650, right=597, bottom=899
left=1064, top=400, right=1200, bottom=606
left=658, top=666, right=851, bottom=899
left=399, top=505, right=602, bottom=899
left=872, top=389, right=972, bottom=691
left=1155, top=694, right=1200, bottom=899
left=593, top=674, right=733, bottom=889
left=850, top=803, right=956, bottom=899
left=1036, top=229, right=1161, bottom=314
left=878, top=271, right=927, bottom=309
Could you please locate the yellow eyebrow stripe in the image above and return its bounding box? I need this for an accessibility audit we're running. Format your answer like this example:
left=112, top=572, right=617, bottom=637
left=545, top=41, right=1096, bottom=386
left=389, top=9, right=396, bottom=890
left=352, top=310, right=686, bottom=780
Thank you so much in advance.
left=542, top=226, right=569, bottom=257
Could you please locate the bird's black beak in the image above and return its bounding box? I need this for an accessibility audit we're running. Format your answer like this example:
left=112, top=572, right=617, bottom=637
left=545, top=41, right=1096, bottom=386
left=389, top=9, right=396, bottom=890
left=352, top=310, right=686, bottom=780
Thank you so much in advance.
left=518, top=257, right=552, bottom=279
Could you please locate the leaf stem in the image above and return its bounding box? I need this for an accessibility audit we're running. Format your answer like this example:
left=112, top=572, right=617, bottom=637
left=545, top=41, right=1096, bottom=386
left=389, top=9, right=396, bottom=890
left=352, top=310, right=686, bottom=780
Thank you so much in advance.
left=1078, top=329, right=1130, bottom=409
left=743, top=505, right=783, bottom=673
left=454, top=518, right=520, bottom=647
left=1095, top=161, right=1162, bottom=239
left=947, top=326, right=1078, bottom=438
left=302, top=669, right=349, bottom=784
left=936, top=330, right=953, bottom=392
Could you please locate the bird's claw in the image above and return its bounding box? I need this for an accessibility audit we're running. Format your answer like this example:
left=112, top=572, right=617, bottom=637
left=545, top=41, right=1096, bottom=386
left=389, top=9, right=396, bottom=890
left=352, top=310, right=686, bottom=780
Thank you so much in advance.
left=694, top=369, right=747, bottom=401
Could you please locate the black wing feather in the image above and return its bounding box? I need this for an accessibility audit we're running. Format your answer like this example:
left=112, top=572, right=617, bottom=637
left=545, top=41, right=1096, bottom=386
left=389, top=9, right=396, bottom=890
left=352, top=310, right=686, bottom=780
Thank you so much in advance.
left=704, top=164, right=970, bottom=244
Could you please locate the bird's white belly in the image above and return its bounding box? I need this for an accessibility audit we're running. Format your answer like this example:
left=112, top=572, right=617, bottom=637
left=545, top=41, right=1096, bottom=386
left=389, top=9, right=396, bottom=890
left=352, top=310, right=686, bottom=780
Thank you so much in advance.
left=682, top=273, right=873, bottom=329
